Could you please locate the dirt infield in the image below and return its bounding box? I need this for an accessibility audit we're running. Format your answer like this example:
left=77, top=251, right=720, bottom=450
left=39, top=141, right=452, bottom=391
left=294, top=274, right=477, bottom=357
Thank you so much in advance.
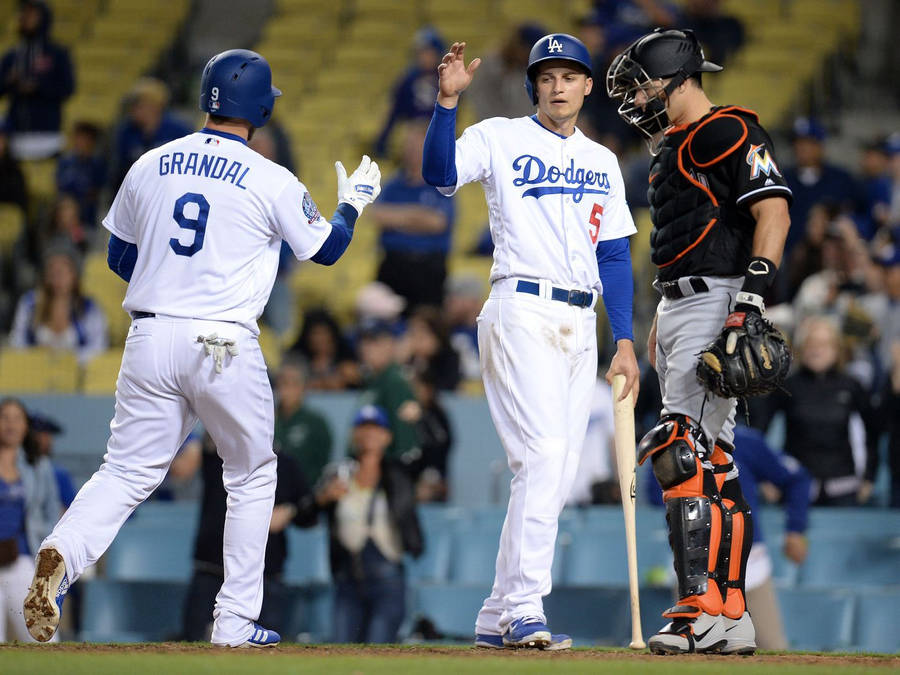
left=3, top=642, right=898, bottom=668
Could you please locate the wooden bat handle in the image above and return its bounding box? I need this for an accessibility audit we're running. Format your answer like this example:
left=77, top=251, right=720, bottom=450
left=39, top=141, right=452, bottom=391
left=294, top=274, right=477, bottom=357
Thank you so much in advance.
left=612, top=374, right=646, bottom=649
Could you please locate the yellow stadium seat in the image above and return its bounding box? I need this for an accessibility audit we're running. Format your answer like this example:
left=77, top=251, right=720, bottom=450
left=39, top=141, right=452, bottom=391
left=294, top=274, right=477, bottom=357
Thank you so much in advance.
left=21, top=159, right=57, bottom=204
left=82, top=252, right=130, bottom=346
left=0, top=348, right=80, bottom=393
left=0, top=203, right=24, bottom=254
left=81, top=349, right=123, bottom=394
left=257, top=324, right=283, bottom=372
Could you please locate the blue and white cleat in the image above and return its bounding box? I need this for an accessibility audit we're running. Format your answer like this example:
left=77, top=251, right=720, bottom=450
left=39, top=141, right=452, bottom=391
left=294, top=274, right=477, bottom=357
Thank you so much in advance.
left=240, top=623, right=281, bottom=648
left=24, top=547, right=69, bottom=642
left=477, top=631, right=573, bottom=650
left=502, top=616, right=552, bottom=648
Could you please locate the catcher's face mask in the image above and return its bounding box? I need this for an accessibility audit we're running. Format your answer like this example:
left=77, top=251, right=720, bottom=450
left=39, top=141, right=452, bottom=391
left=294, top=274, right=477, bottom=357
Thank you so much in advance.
left=606, top=53, right=672, bottom=152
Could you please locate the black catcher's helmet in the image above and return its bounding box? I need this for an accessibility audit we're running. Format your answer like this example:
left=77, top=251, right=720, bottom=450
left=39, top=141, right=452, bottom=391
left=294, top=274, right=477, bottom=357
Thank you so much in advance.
left=606, top=29, right=722, bottom=147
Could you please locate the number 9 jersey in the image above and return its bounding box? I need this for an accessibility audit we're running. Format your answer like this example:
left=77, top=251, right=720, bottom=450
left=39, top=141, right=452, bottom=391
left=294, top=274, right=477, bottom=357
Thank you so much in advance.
left=440, top=116, right=636, bottom=291
left=103, top=128, right=331, bottom=332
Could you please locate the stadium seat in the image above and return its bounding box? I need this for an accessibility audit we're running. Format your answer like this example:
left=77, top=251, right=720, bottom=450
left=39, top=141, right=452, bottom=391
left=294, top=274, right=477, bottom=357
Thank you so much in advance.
left=853, top=589, right=900, bottom=653
left=0, top=203, right=24, bottom=254
left=450, top=529, right=499, bottom=584
left=283, top=525, right=331, bottom=586
left=131, top=500, right=200, bottom=530
left=81, top=349, right=123, bottom=394
left=412, top=583, right=490, bottom=640
left=407, top=528, right=453, bottom=584
left=80, top=579, right=187, bottom=642
left=543, top=587, right=631, bottom=646
left=104, top=519, right=196, bottom=582
left=800, top=535, right=900, bottom=587
left=564, top=527, right=671, bottom=587
left=779, top=588, right=855, bottom=651
left=0, top=348, right=80, bottom=393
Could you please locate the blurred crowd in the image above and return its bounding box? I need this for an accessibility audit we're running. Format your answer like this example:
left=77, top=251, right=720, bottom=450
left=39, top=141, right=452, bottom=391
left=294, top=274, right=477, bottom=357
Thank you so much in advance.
left=1, top=0, right=900, bottom=644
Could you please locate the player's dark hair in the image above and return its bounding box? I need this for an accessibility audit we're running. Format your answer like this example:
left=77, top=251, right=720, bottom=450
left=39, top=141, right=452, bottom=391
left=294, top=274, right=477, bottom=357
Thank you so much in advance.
left=688, top=72, right=702, bottom=89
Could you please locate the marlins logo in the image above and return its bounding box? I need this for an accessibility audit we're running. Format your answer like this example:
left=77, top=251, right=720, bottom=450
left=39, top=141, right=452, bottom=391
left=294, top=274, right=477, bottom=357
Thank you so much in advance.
left=547, top=37, right=563, bottom=53
left=301, top=191, right=320, bottom=224
left=746, top=143, right=781, bottom=180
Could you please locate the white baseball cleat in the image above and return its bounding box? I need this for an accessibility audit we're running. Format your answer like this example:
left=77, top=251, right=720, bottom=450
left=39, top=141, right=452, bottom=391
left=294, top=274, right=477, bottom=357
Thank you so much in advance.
left=721, top=611, right=757, bottom=655
left=23, top=547, right=69, bottom=643
left=648, top=611, right=727, bottom=655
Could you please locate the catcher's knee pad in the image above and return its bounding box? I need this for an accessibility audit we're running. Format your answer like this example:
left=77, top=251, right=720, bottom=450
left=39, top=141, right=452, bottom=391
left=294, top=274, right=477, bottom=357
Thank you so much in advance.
left=637, top=414, right=709, bottom=499
left=716, top=476, right=754, bottom=619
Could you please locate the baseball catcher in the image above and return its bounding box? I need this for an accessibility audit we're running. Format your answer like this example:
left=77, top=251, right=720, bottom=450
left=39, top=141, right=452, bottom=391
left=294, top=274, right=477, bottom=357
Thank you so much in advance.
left=607, top=29, right=793, bottom=655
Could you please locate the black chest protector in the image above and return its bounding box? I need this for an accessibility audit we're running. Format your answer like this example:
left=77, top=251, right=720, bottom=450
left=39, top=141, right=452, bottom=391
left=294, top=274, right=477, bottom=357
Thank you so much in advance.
left=648, top=106, right=769, bottom=282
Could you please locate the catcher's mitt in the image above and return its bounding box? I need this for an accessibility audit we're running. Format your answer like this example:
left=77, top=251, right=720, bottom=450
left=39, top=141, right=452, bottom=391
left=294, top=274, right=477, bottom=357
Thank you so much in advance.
left=696, top=310, right=791, bottom=398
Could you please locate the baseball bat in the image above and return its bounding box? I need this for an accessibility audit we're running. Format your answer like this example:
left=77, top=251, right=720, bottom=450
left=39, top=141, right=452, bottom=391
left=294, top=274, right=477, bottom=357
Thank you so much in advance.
left=612, top=374, right=646, bottom=650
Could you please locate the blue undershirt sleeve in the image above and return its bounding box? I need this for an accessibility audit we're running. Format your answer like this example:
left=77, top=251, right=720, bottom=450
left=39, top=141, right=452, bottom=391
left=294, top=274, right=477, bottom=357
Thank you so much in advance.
left=311, top=203, right=358, bottom=265
left=107, top=233, right=137, bottom=282
left=422, top=103, right=458, bottom=187
left=595, top=237, right=634, bottom=343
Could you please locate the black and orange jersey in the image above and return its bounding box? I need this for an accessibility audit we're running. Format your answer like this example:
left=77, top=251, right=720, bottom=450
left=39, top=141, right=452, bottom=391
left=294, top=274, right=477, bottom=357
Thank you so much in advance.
left=647, top=106, right=792, bottom=282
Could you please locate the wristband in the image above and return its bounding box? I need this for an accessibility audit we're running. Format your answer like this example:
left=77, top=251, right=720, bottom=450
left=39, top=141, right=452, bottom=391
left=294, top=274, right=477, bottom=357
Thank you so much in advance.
left=741, top=256, right=777, bottom=297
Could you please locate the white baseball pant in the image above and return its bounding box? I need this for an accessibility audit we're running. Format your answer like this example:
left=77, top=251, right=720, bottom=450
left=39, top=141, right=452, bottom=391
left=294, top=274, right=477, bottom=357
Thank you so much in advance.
left=474, top=279, right=598, bottom=634
left=41, top=315, right=276, bottom=646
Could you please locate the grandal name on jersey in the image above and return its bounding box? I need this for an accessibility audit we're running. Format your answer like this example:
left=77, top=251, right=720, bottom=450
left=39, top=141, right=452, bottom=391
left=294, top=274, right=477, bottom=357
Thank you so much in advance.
left=158, top=149, right=250, bottom=190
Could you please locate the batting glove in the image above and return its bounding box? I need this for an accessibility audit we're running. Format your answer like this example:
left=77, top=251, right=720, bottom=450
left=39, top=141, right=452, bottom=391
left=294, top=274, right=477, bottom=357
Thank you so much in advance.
left=335, top=155, right=381, bottom=216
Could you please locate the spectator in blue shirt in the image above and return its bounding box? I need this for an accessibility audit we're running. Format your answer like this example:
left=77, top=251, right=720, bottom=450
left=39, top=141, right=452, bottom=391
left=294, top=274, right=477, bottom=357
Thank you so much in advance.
left=373, top=27, right=444, bottom=158
left=732, top=424, right=811, bottom=650
left=368, top=122, right=455, bottom=310
left=783, top=118, right=865, bottom=253
left=28, top=411, right=75, bottom=509
left=109, top=78, right=192, bottom=191
left=0, top=397, right=62, bottom=642
left=56, top=121, right=106, bottom=227
left=0, top=0, right=75, bottom=159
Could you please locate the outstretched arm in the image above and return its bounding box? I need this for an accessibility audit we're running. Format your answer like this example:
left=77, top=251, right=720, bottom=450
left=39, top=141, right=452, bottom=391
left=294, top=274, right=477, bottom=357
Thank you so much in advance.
left=423, top=42, right=481, bottom=189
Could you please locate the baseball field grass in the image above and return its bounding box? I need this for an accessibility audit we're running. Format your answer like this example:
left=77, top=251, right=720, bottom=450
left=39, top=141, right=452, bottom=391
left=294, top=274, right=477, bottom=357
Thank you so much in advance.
left=2, top=644, right=897, bottom=675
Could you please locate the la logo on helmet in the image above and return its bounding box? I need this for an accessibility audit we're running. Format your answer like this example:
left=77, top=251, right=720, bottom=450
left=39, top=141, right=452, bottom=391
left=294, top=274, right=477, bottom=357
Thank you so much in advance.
left=547, top=37, right=563, bottom=53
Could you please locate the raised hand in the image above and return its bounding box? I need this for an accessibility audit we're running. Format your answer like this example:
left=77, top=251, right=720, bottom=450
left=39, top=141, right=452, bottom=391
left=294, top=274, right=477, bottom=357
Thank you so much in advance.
left=336, top=154, right=382, bottom=216
left=437, top=41, right=481, bottom=106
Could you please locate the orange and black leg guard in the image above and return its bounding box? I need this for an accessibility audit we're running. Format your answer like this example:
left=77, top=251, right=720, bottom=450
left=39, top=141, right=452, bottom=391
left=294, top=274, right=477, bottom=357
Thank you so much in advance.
left=714, top=441, right=753, bottom=620
left=638, top=414, right=724, bottom=618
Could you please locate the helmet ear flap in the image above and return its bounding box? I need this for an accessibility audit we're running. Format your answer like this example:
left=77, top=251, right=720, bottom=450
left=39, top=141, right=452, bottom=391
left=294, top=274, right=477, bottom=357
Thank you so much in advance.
left=524, top=76, right=537, bottom=105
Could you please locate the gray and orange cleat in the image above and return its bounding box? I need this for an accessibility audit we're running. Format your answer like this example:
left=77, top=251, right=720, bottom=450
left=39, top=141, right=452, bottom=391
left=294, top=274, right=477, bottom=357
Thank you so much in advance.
left=648, top=611, right=726, bottom=655
left=23, top=547, right=69, bottom=642
left=721, top=611, right=757, bottom=655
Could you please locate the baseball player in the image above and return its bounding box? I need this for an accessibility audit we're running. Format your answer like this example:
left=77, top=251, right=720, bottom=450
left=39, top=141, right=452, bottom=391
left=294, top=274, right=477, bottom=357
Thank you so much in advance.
left=22, top=49, right=381, bottom=647
left=423, top=37, right=639, bottom=650
left=607, top=29, right=792, bottom=654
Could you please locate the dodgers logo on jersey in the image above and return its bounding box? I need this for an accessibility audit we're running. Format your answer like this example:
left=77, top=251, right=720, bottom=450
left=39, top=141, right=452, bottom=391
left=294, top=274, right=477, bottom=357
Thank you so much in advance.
left=512, top=154, right=610, bottom=202
left=547, top=37, right=563, bottom=53
left=746, top=143, right=781, bottom=180
left=302, top=191, right=320, bottom=224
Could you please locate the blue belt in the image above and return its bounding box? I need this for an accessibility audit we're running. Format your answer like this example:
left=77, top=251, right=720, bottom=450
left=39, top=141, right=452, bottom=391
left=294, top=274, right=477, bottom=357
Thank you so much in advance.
left=131, top=311, right=155, bottom=319
left=515, top=280, right=593, bottom=308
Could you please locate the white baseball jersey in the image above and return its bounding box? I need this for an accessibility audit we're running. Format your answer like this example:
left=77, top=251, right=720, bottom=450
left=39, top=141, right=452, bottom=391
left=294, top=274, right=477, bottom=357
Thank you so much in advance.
left=103, top=129, right=331, bottom=331
left=441, top=116, right=636, bottom=290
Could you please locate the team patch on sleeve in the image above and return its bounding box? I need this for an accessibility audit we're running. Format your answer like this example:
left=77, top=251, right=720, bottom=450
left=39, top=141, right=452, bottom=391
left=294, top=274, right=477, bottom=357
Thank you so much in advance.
left=301, top=191, right=321, bottom=224
left=745, top=143, right=781, bottom=181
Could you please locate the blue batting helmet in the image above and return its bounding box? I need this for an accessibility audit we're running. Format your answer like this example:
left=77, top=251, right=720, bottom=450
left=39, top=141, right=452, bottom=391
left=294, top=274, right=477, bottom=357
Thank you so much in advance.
left=524, top=33, right=592, bottom=104
left=198, top=49, right=281, bottom=128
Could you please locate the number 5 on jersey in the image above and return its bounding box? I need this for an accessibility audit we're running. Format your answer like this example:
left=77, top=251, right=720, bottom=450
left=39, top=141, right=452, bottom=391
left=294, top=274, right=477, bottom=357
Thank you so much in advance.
left=589, top=203, right=603, bottom=245
left=170, top=192, right=210, bottom=257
